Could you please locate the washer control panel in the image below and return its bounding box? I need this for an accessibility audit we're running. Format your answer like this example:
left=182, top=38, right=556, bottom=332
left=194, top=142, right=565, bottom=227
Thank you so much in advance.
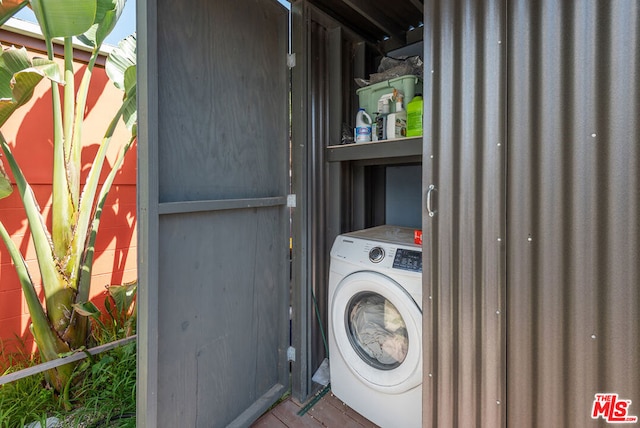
left=392, top=248, right=422, bottom=272
left=331, top=226, right=423, bottom=274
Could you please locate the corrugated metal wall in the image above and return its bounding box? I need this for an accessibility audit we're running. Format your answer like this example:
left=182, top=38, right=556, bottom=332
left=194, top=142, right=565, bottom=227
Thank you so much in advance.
left=423, top=0, right=507, bottom=425
left=424, top=0, right=639, bottom=426
left=291, top=1, right=366, bottom=400
left=507, top=1, right=640, bottom=427
left=291, top=3, right=336, bottom=400
left=291, top=9, right=333, bottom=400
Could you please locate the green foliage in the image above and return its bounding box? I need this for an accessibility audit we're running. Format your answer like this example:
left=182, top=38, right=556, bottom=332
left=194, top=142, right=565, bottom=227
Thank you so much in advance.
left=0, top=342, right=56, bottom=428
left=0, top=0, right=137, bottom=392
left=63, top=341, right=137, bottom=427
left=0, top=331, right=137, bottom=426
left=102, top=281, right=138, bottom=340
left=77, top=281, right=138, bottom=344
left=29, top=0, right=96, bottom=40
left=78, top=0, right=126, bottom=49
left=106, top=34, right=137, bottom=134
left=0, top=47, right=62, bottom=126
left=0, top=161, right=10, bottom=200
left=0, top=365, right=57, bottom=428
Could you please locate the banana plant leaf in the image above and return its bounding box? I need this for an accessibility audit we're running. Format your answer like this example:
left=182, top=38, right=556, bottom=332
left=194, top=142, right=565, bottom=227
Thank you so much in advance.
left=71, top=35, right=137, bottom=279
left=0, top=215, right=69, bottom=364
left=0, top=0, right=28, bottom=27
left=106, top=33, right=136, bottom=132
left=0, top=135, right=64, bottom=312
left=107, top=281, right=137, bottom=317
left=69, top=30, right=137, bottom=287
left=30, top=0, right=96, bottom=40
left=73, top=301, right=102, bottom=319
left=0, top=46, right=62, bottom=127
left=105, top=34, right=135, bottom=91
left=0, top=158, right=12, bottom=199
left=66, top=0, right=127, bottom=222
left=77, top=0, right=126, bottom=49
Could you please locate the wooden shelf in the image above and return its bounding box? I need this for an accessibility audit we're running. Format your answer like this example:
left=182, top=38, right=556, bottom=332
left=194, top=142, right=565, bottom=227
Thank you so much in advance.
left=326, top=137, right=422, bottom=162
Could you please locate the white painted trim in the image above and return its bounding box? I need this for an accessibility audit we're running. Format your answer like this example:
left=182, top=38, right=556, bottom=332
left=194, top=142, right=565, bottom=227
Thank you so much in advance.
left=2, top=17, right=115, bottom=55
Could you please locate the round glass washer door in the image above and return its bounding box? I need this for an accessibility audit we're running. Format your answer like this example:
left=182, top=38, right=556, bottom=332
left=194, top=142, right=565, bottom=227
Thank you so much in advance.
left=347, top=291, right=409, bottom=370
left=331, top=271, right=422, bottom=393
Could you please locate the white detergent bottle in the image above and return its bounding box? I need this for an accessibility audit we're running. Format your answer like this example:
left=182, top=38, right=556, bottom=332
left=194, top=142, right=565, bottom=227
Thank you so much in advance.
left=355, top=108, right=372, bottom=143
left=385, top=94, right=407, bottom=140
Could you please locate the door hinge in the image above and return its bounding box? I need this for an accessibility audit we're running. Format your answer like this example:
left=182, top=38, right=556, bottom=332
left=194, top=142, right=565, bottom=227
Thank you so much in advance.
left=287, top=346, right=296, bottom=362
left=287, top=53, right=296, bottom=69
left=287, top=194, right=297, bottom=208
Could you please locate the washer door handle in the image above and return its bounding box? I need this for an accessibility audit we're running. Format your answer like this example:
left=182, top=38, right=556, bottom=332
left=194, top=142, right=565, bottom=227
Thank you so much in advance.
left=426, top=184, right=437, bottom=218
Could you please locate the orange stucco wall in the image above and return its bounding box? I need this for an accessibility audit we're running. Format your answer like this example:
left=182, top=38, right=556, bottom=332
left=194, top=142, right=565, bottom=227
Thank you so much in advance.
left=0, top=31, right=137, bottom=356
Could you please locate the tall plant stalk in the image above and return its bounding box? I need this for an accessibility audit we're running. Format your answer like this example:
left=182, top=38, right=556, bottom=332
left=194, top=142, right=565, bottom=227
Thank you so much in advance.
left=0, top=0, right=136, bottom=393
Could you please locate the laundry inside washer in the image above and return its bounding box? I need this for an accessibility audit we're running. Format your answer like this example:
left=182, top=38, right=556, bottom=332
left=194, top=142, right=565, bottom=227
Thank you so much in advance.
left=347, top=292, right=409, bottom=367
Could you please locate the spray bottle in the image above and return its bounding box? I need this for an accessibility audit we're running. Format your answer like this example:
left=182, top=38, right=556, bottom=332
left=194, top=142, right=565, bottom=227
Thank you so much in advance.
left=385, top=90, right=407, bottom=140
left=376, top=93, right=394, bottom=141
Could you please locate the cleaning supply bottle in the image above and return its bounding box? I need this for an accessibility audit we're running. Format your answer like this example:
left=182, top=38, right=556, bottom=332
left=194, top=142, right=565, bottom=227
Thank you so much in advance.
left=394, top=94, right=407, bottom=138
left=372, top=112, right=379, bottom=141
left=376, top=97, right=391, bottom=141
left=354, top=108, right=372, bottom=143
left=406, top=93, right=423, bottom=137
left=385, top=91, right=407, bottom=140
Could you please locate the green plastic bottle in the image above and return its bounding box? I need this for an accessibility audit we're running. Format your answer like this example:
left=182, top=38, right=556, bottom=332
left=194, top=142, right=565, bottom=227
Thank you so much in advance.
left=406, top=93, right=423, bottom=137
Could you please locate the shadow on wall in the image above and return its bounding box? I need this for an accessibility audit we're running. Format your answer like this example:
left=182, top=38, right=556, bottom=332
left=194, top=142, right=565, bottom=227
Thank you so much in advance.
left=0, top=63, right=137, bottom=360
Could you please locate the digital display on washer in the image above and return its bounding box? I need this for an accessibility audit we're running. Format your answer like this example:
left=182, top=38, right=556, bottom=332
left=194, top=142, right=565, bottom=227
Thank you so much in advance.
left=392, top=249, right=422, bottom=272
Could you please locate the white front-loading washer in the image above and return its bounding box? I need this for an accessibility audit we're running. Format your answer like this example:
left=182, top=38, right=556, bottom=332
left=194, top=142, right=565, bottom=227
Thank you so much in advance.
left=328, top=225, right=422, bottom=428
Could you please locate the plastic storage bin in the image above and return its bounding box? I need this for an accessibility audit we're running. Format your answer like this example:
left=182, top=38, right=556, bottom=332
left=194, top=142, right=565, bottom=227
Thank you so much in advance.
left=356, top=75, right=423, bottom=116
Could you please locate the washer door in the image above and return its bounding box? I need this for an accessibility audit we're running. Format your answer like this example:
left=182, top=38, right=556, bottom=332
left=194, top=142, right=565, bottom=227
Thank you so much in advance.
left=331, top=271, right=422, bottom=393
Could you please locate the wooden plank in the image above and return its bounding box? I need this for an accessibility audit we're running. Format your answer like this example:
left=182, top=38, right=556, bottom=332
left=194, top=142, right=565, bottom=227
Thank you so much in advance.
left=158, top=196, right=287, bottom=215
left=270, top=399, right=323, bottom=428
left=323, top=393, right=379, bottom=427
left=307, top=395, right=374, bottom=427
left=251, top=413, right=287, bottom=428
left=254, top=394, right=381, bottom=428
left=228, top=384, right=287, bottom=428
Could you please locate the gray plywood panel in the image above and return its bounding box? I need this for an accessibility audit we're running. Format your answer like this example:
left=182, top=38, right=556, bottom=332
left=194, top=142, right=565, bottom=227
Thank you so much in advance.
left=139, top=0, right=289, bottom=425
left=156, top=0, right=288, bottom=204
left=157, top=208, right=287, bottom=427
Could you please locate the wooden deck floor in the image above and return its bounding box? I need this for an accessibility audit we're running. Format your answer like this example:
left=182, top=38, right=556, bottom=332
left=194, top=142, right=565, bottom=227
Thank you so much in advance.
left=251, top=390, right=379, bottom=428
